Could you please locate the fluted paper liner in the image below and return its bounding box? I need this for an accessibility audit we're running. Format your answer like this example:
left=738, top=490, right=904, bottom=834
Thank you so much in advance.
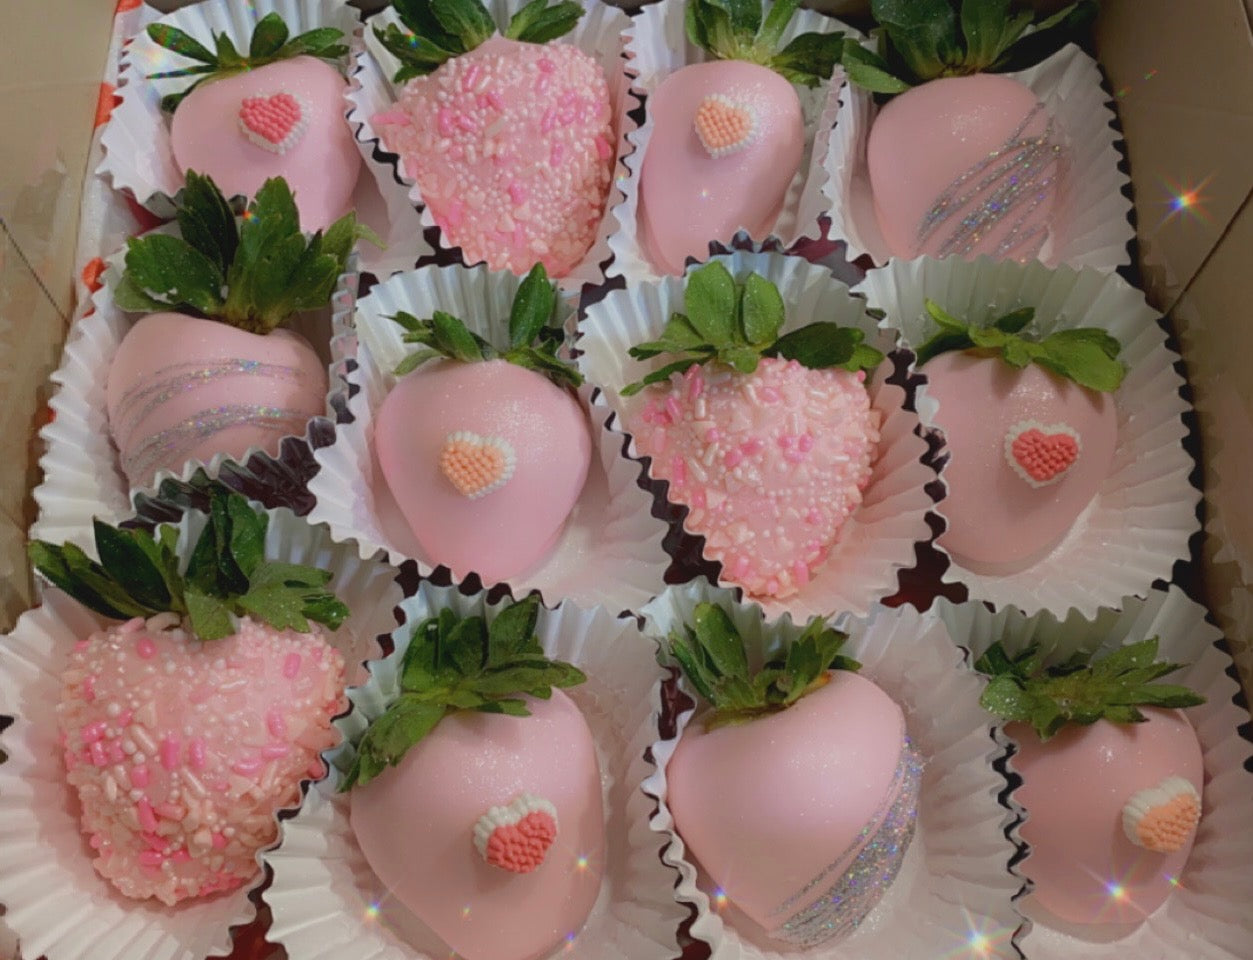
left=640, top=580, right=1022, bottom=960
left=825, top=43, right=1133, bottom=271
left=932, top=587, right=1253, bottom=960
left=0, top=506, right=403, bottom=960
left=261, top=582, right=685, bottom=960
left=856, top=255, right=1199, bottom=617
left=349, top=0, right=635, bottom=293
left=307, top=262, right=670, bottom=612
left=577, top=250, right=935, bottom=620
left=606, top=0, right=855, bottom=283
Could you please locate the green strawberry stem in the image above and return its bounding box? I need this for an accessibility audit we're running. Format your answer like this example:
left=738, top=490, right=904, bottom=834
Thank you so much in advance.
left=975, top=637, right=1205, bottom=741
left=389, top=263, right=583, bottom=389
left=341, top=594, right=586, bottom=790
left=685, top=0, right=845, bottom=88
left=28, top=486, right=350, bottom=643
left=667, top=602, right=860, bottom=730
left=839, top=0, right=1098, bottom=96
left=377, top=0, right=586, bottom=84
left=148, top=12, right=349, bottom=112
left=914, top=299, right=1126, bottom=393
left=621, top=262, right=883, bottom=396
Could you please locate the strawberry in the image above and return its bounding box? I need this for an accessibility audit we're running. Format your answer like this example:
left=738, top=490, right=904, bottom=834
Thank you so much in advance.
left=662, top=602, right=919, bottom=945
left=27, top=487, right=352, bottom=905
left=371, top=0, right=613, bottom=277
left=146, top=13, right=361, bottom=231
left=839, top=0, right=1096, bottom=261
left=636, top=0, right=844, bottom=274
left=374, top=264, right=591, bottom=584
left=977, top=638, right=1206, bottom=926
left=340, top=595, right=601, bottom=960
left=620, top=262, right=884, bottom=599
left=108, top=172, right=366, bottom=488
left=911, top=300, right=1124, bottom=573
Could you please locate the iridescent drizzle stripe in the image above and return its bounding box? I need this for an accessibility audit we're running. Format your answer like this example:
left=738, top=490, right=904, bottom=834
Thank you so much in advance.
left=769, top=741, right=923, bottom=947
left=916, top=103, right=1065, bottom=261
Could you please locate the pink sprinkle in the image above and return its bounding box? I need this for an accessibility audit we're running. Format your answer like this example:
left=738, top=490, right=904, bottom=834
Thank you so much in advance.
left=160, top=736, right=181, bottom=771
left=171, top=849, right=191, bottom=863
left=741, top=438, right=764, bottom=456
left=704, top=428, right=720, bottom=444
left=142, top=832, right=165, bottom=851
left=138, top=851, right=164, bottom=869
left=760, top=386, right=781, bottom=403
left=665, top=396, right=682, bottom=422
left=81, top=722, right=107, bottom=744
left=535, top=73, right=550, bottom=94
left=687, top=371, right=704, bottom=401
left=560, top=108, right=576, bottom=125
left=724, top=450, right=744, bottom=468
left=462, top=63, right=481, bottom=92
left=372, top=109, right=409, bottom=126
left=109, top=742, right=125, bottom=764
left=784, top=450, right=806, bottom=464
left=476, top=93, right=491, bottom=109
left=733, top=556, right=752, bottom=577
left=188, top=738, right=207, bottom=771
left=155, top=803, right=184, bottom=821
left=136, top=637, right=156, bottom=660
left=671, top=456, right=688, bottom=488
left=307, top=759, right=326, bottom=779
left=115, top=710, right=132, bottom=727
left=560, top=89, right=577, bottom=107
left=455, top=113, right=476, bottom=133
left=89, top=742, right=109, bottom=767
left=136, top=798, right=158, bottom=833
left=690, top=489, right=707, bottom=510
left=266, top=710, right=288, bottom=741
left=793, top=562, right=811, bottom=587
left=798, top=434, right=814, bottom=452
left=131, top=765, right=150, bottom=788
left=89, top=833, right=103, bottom=850
left=82, top=676, right=96, bottom=701
left=778, top=435, right=794, bottom=449
left=232, top=758, right=263, bottom=777
left=806, top=509, right=822, bottom=525
left=211, top=833, right=228, bottom=850
left=262, top=743, right=290, bottom=760
left=541, top=107, right=557, bottom=134
left=508, top=181, right=528, bottom=205
left=550, top=142, right=564, bottom=165
left=437, top=107, right=455, bottom=137
left=445, top=199, right=466, bottom=229
left=857, top=370, right=867, bottom=382
left=538, top=57, right=555, bottom=73
left=487, top=90, right=505, bottom=111
left=282, top=654, right=302, bottom=680
left=74, top=639, right=90, bottom=653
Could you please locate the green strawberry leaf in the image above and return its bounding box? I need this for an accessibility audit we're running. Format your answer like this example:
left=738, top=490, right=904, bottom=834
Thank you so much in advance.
left=249, top=13, right=289, bottom=58
left=342, top=696, right=448, bottom=790
left=684, top=262, right=739, bottom=346
left=756, top=0, right=800, bottom=50
left=960, top=0, right=1033, bottom=70
left=375, top=22, right=459, bottom=82
left=185, top=587, right=236, bottom=642
left=430, top=0, right=496, bottom=49
left=768, top=31, right=845, bottom=87
left=92, top=520, right=173, bottom=613
left=505, top=0, right=584, bottom=44
left=175, top=171, right=240, bottom=274
left=236, top=583, right=312, bottom=634
left=147, top=24, right=216, bottom=63
left=509, top=264, right=558, bottom=349
left=839, top=40, right=914, bottom=93
left=486, top=594, right=543, bottom=664
left=871, top=0, right=961, bottom=81
left=995, top=1, right=1097, bottom=74
left=740, top=272, right=785, bottom=346
left=121, top=234, right=226, bottom=318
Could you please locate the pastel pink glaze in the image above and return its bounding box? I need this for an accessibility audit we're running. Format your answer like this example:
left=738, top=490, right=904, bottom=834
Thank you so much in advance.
left=638, top=60, right=804, bottom=275
left=925, top=352, right=1116, bottom=572
left=171, top=56, right=361, bottom=231
left=349, top=690, right=605, bottom=960
left=375, top=37, right=613, bottom=277
left=106, top=312, right=327, bottom=487
left=58, top=614, right=346, bottom=905
left=868, top=74, right=1067, bottom=262
left=374, top=359, right=592, bottom=583
left=667, top=672, right=907, bottom=937
left=1011, top=710, right=1204, bottom=926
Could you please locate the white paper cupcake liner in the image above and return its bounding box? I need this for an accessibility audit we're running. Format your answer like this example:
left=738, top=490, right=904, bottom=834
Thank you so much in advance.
left=605, top=0, right=855, bottom=283
left=825, top=43, right=1133, bottom=271
left=30, top=227, right=358, bottom=555
left=98, top=0, right=429, bottom=277
left=639, top=579, right=1022, bottom=960
left=0, top=505, right=403, bottom=960
left=307, top=262, right=670, bottom=611
left=932, top=587, right=1253, bottom=960
left=855, top=255, right=1199, bottom=617
left=261, top=581, right=685, bottom=960
left=349, top=0, right=636, bottom=293
left=577, top=249, right=935, bottom=620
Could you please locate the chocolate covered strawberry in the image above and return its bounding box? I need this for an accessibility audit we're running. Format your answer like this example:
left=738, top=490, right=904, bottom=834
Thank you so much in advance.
left=912, top=300, right=1124, bottom=573
left=637, top=0, right=843, bottom=274
left=372, top=0, right=613, bottom=277
left=621, top=262, right=883, bottom=598
left=977, top=638, right=1206, bottom=926
left=342, top=595, right=602, bottom=960
left=147, top=12, right=361, bottom=231
left=374, top=264, right=590, bottom=583
left=839, top=0, right=1095, bottom=261
left=109, top=172, right=365, bottom=487
left=663, top=603, right=919, bottom=945
left=28, top=487, right=350, bottom=905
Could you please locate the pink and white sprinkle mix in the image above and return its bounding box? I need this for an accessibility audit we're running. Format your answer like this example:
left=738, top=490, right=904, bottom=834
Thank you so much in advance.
left=629, top=358, right=880, bottom=598
left=57, top=613, right=346, bottom=905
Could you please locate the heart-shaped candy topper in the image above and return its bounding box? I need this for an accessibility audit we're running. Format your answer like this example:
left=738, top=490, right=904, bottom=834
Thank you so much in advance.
left=238, top=92, right=309, bottom=155
left=1122, top=776, right=1201, bottom=853
left=473, top=794, right=559, bottom=874
left=1005, top=421, right=1081, bottom=488
left=694, top=94, right=758, bottom=159
left=439, top=431, right=517, bottom=499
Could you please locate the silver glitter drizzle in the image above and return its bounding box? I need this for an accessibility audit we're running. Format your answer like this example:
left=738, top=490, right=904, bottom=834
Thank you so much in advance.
left=121, top=404, right=311, bottom=480
left=770, top=741, right=923, bottom=947
left=916, top=103, right=1066, bottom=261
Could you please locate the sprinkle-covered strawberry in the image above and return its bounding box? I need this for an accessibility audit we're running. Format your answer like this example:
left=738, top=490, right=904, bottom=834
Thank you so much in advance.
left=840, top=0, right=1096, bottom=261
left=108, top=172, right=365, bottom=487
left=28, top=488, right=350, bottom=906
left=342, top=595, right=603, bottom=960
left=374, top=264, right=590, bottom=583
left=663, top=603, right=919, bottom=944
left=912, top=300, right=1124, bottom=573
left=622, top=262, right=883, bottom=598
left=372, top=0, right=613, bottom=277
left=977, top=638, right=1205, bottom=925
left=147, top=12, right=361, bottom=231
left=636, top=0, right=843, bottom=274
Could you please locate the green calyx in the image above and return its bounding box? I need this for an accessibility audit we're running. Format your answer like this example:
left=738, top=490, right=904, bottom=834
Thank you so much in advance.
left=148, top=13, right=349, bottom=112
left=975, top=637, right=1205, bottom=741
left=28, top=486, right=349, bottom=644
left=390, top=263, right=582, bottom=389
left=667, top=602, right=860, bottom=730
left=686, top=0, right=844, bottom=87
left=377, top=0, right=585, bottom=84
left=622, top=262, right=883, bottom=396
left=915, top=299, right=1125, bottom=393
left=341, top=595, right=586, bottom=790
left=114, top=171, right=373, bottom=335
left=839, top=0, right=1097, bottom=95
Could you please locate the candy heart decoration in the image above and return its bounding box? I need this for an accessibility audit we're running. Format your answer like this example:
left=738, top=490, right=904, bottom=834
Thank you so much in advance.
left=238, top=92, right=308, bottom=154
left=1122, top=776, right=1201, bottom=854
left=440, top=432, right=517, bottom=499
left=1006, top=421, right=1082, bottom=487
left=473, top=794, right=559, bottom=874
left=693, top=94, right=757, bottom=158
